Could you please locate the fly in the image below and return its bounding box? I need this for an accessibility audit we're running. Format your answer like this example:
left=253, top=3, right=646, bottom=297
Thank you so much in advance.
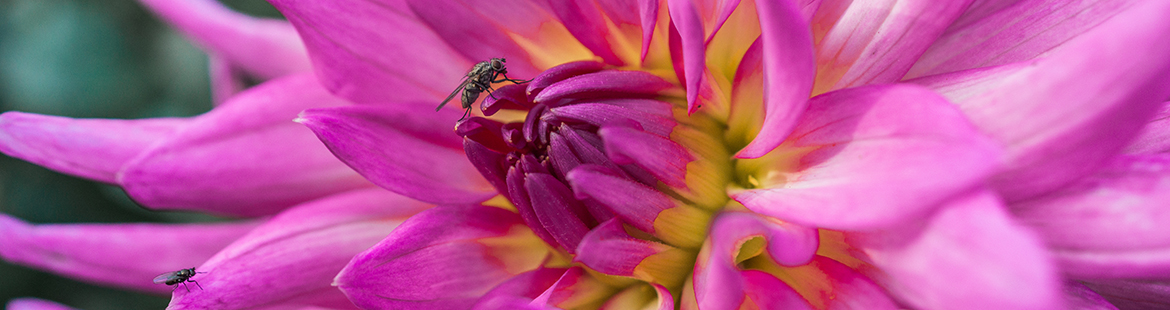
left=437, top=58, right=528, bottom=120
left=154, top=267, right=205, bottom=292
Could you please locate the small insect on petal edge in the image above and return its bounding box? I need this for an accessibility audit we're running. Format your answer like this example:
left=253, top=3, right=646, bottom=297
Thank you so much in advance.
left=437, top=58, right=529, bottom=121
left=153, top=267, right=206, bottom=292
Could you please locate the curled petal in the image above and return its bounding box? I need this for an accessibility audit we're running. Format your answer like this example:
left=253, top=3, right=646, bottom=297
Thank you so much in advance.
left=693, top=212, right=819, bottom=309
left=118, top=74, right=370, bottom=217
left=575, top=220, right=692, bottom=287
left=267, top=0, right=471, bottom=103
left=526, top=61, right=606, bottom=96
left=533, top=70, right=674, bottom=104
left=735, top=0, right=815, bottom=158
left=547, top=104, right=676, bottom=137
left=136, top=0, right=311, bottom=79
left=5, top=298, right=77, bottom=310
left=734, top=84, right=1001, bottom=230
left=857, top=190, right=1061, bottom=310
left=956, top=0, right=1170, bottom=200
left=599, top=126, right=694, bottom=188
left=0, top=214, right=258, bottom=294
left=0, top=112, right=185, bottom=183
left=335, top=205, right=548, bottom=310
left=168, top=188, right=430, bottom=310
left=297, top=104, right=496, bottom=205
left=599, top=283, right=674, bottom=310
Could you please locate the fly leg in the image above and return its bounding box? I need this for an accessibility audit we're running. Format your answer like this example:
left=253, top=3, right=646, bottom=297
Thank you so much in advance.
left=191, top=280, right=204, bottom=291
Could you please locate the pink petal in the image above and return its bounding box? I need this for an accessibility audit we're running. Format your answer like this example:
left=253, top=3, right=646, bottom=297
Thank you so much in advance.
left=734, top=0, right=816, bottom=158
left=118, top=74, right=372, bottom=217
left=548, top=0, right=625, bottom=66
left=208, top=55, right=247, bottom=105
left=573, top=220, right=671, bottom=277
left=857, top=189, right=1061, bottom=310
left=5, top=298, right=76, bottom=310
left=566, top=166, right=675, bottom=234
left=693, top=212, right=819, bottom=309
left=733, top=84, right=1001, bottom=230
left=598, top=126, right=694, bottom=188
left=1012, top=154, right=1170, bottom=250
left=907, top=0, right=1139, bottom=78
left=1063, top=281, right=1121, bottom=310
left=0, top=112, right=185, bottom=183
left=298, top=104, right=496, bottom=205
left=473, top=267, right=568, bottom=309
left=532, top=70, right=674, bottom=105
left=335, top=205, right=547, bottom=310
left=1124, top=101, right=1170, bottom=155
left=813, top=0, right=973, bottom=92
left=0, top=214, right=258, bottom=294
left=1081, top=279, right=1170, bottom=310
left=954, top=0, right=1170, bottom=200
left=136, top=0, right=311, bottom=79
left=739, top=271, right=813, bottom=310
left=267, top=0, right=471, bottom=103
left=405, top=0, right=540, bottom=78
left=667, top=0, right=705, bottom=113
left=167, top=188, right=428, bottom=310
left=638, top=0, right=659, bottom=60
left=1053, top=247, right=1170, bottom=279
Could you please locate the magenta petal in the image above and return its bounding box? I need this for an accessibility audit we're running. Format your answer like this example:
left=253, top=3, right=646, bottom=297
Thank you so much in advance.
left=5, top=298, right=76, bottom=310
left=298, top=104, right=496, bottom=205
left=1081, top=279, right=1170, bottom=310
left=167, top=188, right=428, bottom=310
left=533, top=70, right=674, bottom=104
left=526, top=61, right=606, bottom=96
left=739, top=271, right=813, bottom=310
left=956, top=1, right=1170, bottom=200
left=1063, top=281, right=1121, bottom=310
left=136, top=0, right=311, bottom=79
left=526, top=173, right=592, bottom=252
left=406, top=0, right=539, bottom=78
left=0, top=214, right=258, bottom=294
left=1125, top=101, right=1170, bottom=155
left=907, top=0, right=1138, bottom=78
left=547, top=103, right=676, bottom=137
left=638, top=0, right=659, bottom=60
left=599, top=126, right=693, bottom=188
left=693, top=212, right=818, bottom=309
left=1013, top=154, right=1170, bottom=250
left=858, top=190, right=1061, bottom=310
left=811, top=256, right=899, bottom=310
left=566, top=165, right=673, bottom=233
left=267, top=0, right=471, bottom=103
left=574, top=220, right=667, bottom=276
left=0, top=112, right=184, bottom=183
left=667, top=0, right=705, bottom=113
left=1053, top=247, right=1170, bottom=279
left=474, top=267, right=568, bottom=310
left=734, top=0, right=815, bottom=158
left=335, top=205, right=543, bottom=310
left=814, top=0, right=972, bottom=90
left=547, top=0, right=624, bottom=66
left=118, top=74, right=371, bottom=217
left=208, top=55, right=247, bottom=105
left=733, top=84, right=1001, bottom=230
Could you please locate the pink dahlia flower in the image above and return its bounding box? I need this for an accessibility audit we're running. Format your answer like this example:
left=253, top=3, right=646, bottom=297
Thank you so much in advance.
left=3, top=0, right=1170, bottom=309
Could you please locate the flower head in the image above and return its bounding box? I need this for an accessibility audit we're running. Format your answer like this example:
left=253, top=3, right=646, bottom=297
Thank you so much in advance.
left=4, top=0, right=1170, bottom=309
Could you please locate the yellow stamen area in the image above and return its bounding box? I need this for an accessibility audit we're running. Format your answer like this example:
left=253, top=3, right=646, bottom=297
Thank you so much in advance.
left=506, top=22, right=598, bottom=70
left=633, top=246, right=696, bottom=288
left=652, top=205, right=712, bottom=249
left=599, top=283, right=669, bottom=310
left=478, top=224, right=553, bottom=275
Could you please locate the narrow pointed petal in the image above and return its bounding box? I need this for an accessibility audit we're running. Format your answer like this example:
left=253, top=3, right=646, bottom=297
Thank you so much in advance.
left=1081, top=279, right=1170, bottom=310
left=167, top=188, right=428, bottom=310
left=956, top=0, right=1170, bottom=200
left=638, top=0, right=659, bottom=60
left=599, top=126, right=694, bottom=188
left=1063, top=281, right=1120, bottom=310
left=267, top=0, right=471, bottom=103
left=5, top=298, right=76, bottom=310
left=335, top=205, right=548, bottom=310
left=733, top=84, right=1001, bottom=230
left=814, top=0, right=973, bottom=91
left=298, top=104, right=496, bottom=205
left=1013, top=154, right=1170, bottom=250
left=858, top=190, right=1061, bottom=310
left=136, top=0, right=311, bottom=79
left=118, top=74, right=371, bottom=217
left=667, top=0, right=705, bottom=113
left=1124, top=101, right=1170, bottom=155
left=0, top=214, right=258, bottom=294
left=406, top=0, right=539, bottom=78
left=0, top=112, right=185, bottom=183
left=908, top=0, right=1139, bottom=78
left=735, top=0, right=815, bottom=158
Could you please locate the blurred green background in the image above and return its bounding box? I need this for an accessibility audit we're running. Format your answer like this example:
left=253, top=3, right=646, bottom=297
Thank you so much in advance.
left=0, top=1, right=285, bottom=308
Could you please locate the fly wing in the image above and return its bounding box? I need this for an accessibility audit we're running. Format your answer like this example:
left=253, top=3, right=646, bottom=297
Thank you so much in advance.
left=437, top=76, right=472, bottom=111
left=153, top=271, right=180, bottom=284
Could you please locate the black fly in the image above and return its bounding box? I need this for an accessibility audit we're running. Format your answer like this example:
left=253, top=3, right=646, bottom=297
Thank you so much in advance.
left=154, top=267, right=205, bottom=292
left=437, top=58, right=528, bottom=120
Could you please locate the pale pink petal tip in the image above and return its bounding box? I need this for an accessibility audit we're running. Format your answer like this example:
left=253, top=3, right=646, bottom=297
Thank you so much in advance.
left=298, top=104, right=497, bottom=205
left=0, top=111, right=184, bottom=183
left=6, top=298, right=77, bottom=310
left=136, top=0, right=311, bottom=79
